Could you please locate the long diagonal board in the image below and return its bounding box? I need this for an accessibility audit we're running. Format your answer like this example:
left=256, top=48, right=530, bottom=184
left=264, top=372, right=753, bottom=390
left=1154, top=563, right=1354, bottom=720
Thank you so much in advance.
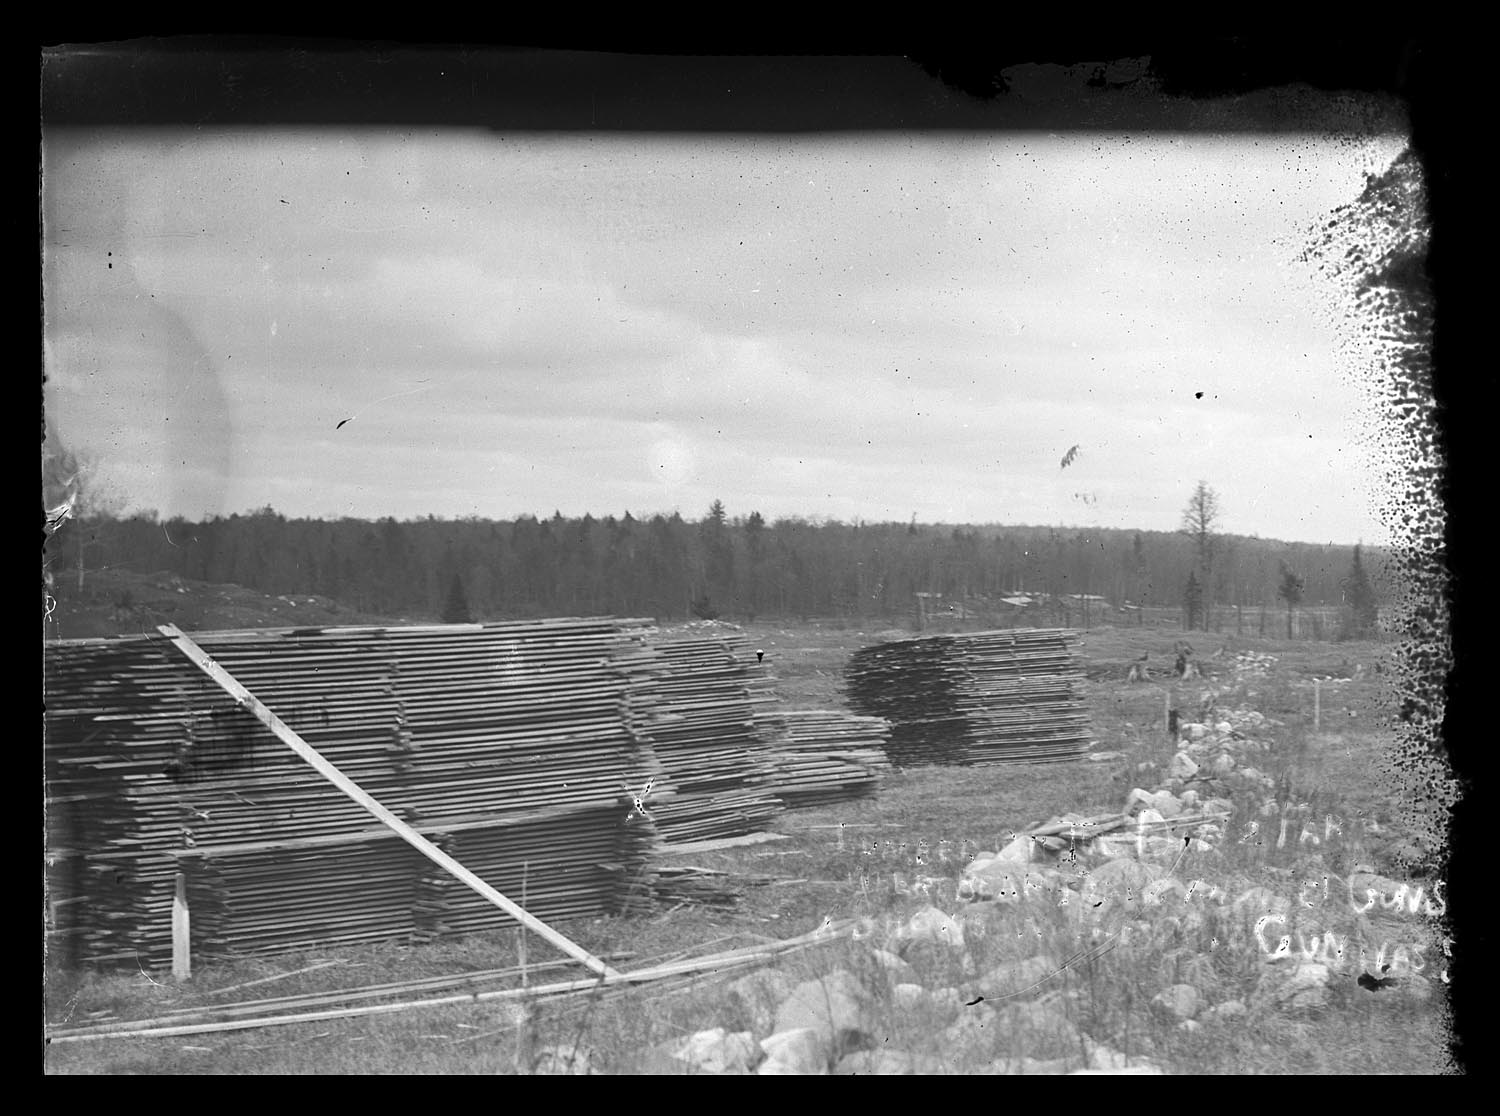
left=155, top=624, right=621, bottom=980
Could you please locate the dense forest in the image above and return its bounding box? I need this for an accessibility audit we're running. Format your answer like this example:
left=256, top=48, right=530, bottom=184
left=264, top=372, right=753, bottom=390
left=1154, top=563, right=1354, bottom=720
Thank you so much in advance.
left=42, top=497, right=1390, bottom=635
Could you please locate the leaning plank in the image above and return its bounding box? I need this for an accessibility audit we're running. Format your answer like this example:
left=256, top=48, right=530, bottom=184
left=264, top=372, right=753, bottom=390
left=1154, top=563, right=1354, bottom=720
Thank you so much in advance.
left=155, top=624, right=620, bottom=981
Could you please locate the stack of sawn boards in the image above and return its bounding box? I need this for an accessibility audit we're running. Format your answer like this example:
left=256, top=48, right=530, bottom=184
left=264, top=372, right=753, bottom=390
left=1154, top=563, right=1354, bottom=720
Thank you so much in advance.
left=844, top=629, right=1091, bottom=767
left=757, top=710, right=893, bottom=807
left=626, top=631, right=785, bottom=846
left=43, top=618, right=779, bottom=967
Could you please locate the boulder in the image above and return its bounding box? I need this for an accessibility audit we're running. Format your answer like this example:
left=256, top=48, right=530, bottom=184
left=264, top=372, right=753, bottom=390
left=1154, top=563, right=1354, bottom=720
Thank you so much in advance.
left=942, top=1003, right=1003, bottom=1061
left=832, top=1049, right=942, bottom=1075
left=531, top=1043, right=594, bottom=1075
left=1132, top=790, right=1180, bottom=818
left=995, top=833, right=1035, bottom=864
left=996, top=1001, right=1084, bottom=1060
left=1143, top=877, right=1190, bottom=907
left=867, top=949, right=913, bottom=979
left=891, top=983, right=931, bottom=1011
left=652, top=1028, right=760, bottom=1075
left=1182, top=723, right=1208, bottom=740
left=1151, top=983, right=1201, bottom=1021
left=1201, top=999, right=1247, bottom=1023
left=1255, top=961, right=1331, bottom=1011
left=758, top=1028, right=829, bottom=1075
left=772, top=970, right=881, bottom=1062
left=893, top=906, right=967, bottom=951
left=974, top=955, right=1057, bottom=999
left=1169, top=751, right=1200, bottom=780
left=726, top=967, right=797, bottom=1036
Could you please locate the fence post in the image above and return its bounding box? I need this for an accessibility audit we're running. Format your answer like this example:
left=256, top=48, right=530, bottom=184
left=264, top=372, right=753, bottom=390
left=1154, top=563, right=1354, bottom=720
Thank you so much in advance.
left=172, top=871, right=191, bottom=982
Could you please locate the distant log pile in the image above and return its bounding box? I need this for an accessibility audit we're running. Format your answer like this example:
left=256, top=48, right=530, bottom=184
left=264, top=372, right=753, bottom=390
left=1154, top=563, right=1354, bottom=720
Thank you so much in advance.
left=44, top=618, right=780, bottom=967
left=758, top=710, right=893, bottom=806
left=844, top=629, right=1092, bottom=766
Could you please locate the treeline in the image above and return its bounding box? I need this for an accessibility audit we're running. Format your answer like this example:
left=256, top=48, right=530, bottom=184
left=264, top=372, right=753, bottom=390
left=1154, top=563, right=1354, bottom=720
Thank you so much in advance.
left=45, top=500, right=1390, bottom=629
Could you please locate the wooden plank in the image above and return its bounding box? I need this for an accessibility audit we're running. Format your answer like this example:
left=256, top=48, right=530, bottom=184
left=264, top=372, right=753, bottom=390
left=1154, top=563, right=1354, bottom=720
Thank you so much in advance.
left=47, top=920, right=856, bottom=1043
left=155, top=625, right=621, bottom=981
left=653, top=832, right=791, bottom=856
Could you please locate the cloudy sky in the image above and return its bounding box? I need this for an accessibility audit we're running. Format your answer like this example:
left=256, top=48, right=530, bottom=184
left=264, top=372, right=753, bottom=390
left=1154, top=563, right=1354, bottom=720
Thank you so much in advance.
left=42, top=125, right=1408, bottom=544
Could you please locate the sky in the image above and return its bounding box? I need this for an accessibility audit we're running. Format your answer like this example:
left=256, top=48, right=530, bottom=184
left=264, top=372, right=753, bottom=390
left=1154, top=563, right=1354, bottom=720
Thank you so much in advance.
left=42, top=126, right=1411, bottom=545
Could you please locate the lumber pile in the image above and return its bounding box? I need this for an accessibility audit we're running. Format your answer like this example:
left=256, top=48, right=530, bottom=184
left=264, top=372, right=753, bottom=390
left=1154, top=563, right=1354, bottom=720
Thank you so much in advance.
left=44, top=618, right=680, bottom=966
left=844, top=629, right=1091, bottom=767
left=758, top=710, right=893, bottom=806
left=628, top=632, right=785, bottom=845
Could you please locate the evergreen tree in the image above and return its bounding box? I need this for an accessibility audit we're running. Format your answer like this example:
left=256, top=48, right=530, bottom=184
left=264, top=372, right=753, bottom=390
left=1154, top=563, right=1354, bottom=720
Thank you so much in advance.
left=442, top=572, right=474, bottom=623
left=1340, top=543, right=1379, bottom=639
left=1277, top=561, right=1305, bottom=640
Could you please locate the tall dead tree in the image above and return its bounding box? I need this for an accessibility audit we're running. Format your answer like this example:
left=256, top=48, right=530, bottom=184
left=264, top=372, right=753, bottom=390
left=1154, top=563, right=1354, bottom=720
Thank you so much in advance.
left=1180, top=481, right=1221, bottom=632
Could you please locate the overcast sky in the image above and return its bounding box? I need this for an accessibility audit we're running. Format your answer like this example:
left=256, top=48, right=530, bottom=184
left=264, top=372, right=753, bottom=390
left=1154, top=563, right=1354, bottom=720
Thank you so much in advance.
left=42, top=126, right=1409, bottom=545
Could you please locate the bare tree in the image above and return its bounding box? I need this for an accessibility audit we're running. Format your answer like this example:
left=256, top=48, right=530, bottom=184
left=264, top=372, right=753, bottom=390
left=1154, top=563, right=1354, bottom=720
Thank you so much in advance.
left=1180, top=481, right=1221, bottom=631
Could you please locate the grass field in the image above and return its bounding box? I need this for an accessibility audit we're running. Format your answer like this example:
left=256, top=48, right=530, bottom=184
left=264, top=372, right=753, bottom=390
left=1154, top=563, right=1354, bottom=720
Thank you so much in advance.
left=44, top=620, right=1457, bottom=1074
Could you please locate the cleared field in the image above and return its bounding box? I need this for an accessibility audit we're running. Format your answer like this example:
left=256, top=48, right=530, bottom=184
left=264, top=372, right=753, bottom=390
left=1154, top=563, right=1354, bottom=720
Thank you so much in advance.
left=44, top=621, right=1455, bottom=1075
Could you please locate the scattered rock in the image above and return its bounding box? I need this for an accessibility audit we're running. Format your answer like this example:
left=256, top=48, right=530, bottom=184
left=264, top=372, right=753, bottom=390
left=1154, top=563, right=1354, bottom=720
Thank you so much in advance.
left=1070, top=1066, right=1166, bottom=1075
left=726, top=968, right=797, bottom=1036
left=943, top=1002, right=1003, bottom=1059
left=1201, top=999, right=1247, bottom=1023
left=894, top=906, right=967, bottom=950
left=892, top=982, right=931, bottom=1011
left=974, top=955, right=1057, bottom=999
left=773, top=969, right=881, bottom=1062
left=665, top=1028, right=761, bottom=1075
left=995, top=833, right=1035, bottom=864
left=1151, top=983, right=1201, bottom=1021
left=995, top=1001, right=1084, bottom=1060
left=1149, top=790, right=1183, bottom=818
left=832, top=1049, right=941, bottom=1075
left=758, top=1028, right=829, bottom=1075
left=867, top=949, right=913, bottom=979
left=1255, top=961, right=1332, bottom=1012
left=531, top=1043, right=594, bottom=1075
left=1169, top=751, right=1200, bottom=779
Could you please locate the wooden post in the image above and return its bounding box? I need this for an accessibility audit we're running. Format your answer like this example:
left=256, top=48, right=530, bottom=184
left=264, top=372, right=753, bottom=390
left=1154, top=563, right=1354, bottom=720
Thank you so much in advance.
left=156, top=625, right=621, bottom=980
left=171, top=871, right=191, bottom=982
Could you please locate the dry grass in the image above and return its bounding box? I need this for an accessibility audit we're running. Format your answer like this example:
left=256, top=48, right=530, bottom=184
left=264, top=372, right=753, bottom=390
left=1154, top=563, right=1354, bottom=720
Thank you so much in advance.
left=45, top=621, right=1456, bottom=1074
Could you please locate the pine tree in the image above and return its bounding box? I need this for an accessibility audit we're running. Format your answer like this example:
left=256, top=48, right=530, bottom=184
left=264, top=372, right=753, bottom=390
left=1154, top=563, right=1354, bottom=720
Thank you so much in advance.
left=1341, top=544, right=1379, bottom=639
left=1277, top=561, right=1304, bottom=640
left=442, top=572, right=474, bottom=623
